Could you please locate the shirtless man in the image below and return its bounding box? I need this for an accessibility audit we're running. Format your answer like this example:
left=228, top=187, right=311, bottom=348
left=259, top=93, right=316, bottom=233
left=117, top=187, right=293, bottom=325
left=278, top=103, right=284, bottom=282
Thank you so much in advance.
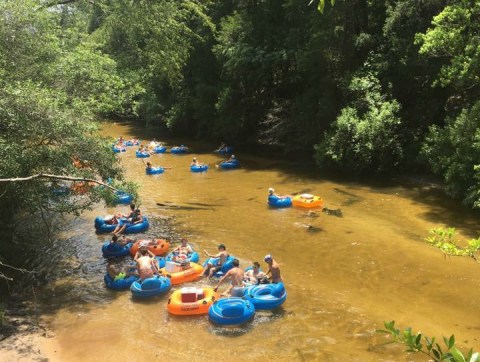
left=264, top=254, right=283, bottom=283
left=202, top=244, right=228, bottom=278
left=135, top=246, right=159, bottom=281
left=213, top=259, right=244, bottom=296
left=107, top=259, right=137, bottom=281
left=110, top=234, right=134, bottom=247
left=243, top=261, right=268, bottom=285
left=172, top=238, right=193, bottom=262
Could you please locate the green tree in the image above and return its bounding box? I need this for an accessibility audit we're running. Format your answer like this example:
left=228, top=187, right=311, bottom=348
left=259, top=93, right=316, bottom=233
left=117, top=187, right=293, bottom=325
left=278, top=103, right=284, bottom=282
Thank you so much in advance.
left=422, top=101, right=480, bottom=207
left=314, top=71, right=403, bottom=174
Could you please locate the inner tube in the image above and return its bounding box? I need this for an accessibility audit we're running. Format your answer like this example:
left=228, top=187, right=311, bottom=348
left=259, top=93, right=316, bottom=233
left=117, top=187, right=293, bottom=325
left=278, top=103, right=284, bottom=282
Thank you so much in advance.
left=203, top=255, right=235, bottom=278
left=165, top=250, right=199, bottom=264
left=114, top=191, right=133, bottom=205
left=130, top=276, right=172, bottom=298
left=159, top=262, right=203, bottom=285
left=153, top=146, right=167, bottom=153
left=214, top=146, right=233, bottom=154
left=95, top=216, right=149, bottom=234
left=219, top=160, right=239, bottom=169
left=104, top=273, right=138, bottom=291
left=170, top=146, right=188, bottom=154
left=167, top=287, right=219, bottom=315
left=101, top=241, right=133, bottom=258
left=268, top=195, right=292, bottom=208
left=208, top=297, right=255, bottom=325
left=146, top=167, right=164, bottom=175
left=190, top=164, right=208, bottom=173
left=125, top=139, right=140, bottom=146
left=135, top=150, right=150, bottom=158
left=130, top=239, right=170, bottom=256
left=243, top=282, right=287, bottom=310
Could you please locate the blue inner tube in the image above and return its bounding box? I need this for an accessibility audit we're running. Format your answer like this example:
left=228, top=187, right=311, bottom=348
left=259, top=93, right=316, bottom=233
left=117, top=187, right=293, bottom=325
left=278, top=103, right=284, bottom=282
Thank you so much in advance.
left=243, top=282, right=287, bottom=310
left=214, top=146, right=234, bottom=154
left=268, top=195, right=292, bottom=208
left=112, top=146, right=126, bottom=153
left=102, top=241, right=133, bottom=258
left=208, top=297, right=255, bottom=325
left=135, top=151, right=150, bottom=158
left=146, top=167, right=164, bottom=175
left=190, top=165, right=208, bottom=173
left=125, top=140, right=140, bottom=146
left=203, top=255, right=235, bottom=278
left=104, top=273, right=138, bottom=291
left=153, top=146, right=167, bottom=153
left=95, top=216, right=149, bottom=234
left=219, top=160, right=239, bottom=169
left=170, top=147, right=188, bottom=154
left=114, top=191, right=133, bottom=205
left=165, top=250, right=199, bottom=264
left=130, top=276, right=171, bottom=298
left=155, top=256, right=166, bottom=269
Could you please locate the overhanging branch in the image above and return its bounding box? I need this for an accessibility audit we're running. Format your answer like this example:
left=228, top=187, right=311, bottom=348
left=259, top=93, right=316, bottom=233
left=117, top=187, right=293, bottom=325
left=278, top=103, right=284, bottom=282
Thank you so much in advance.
left=0, top=173, right=117, bottom=191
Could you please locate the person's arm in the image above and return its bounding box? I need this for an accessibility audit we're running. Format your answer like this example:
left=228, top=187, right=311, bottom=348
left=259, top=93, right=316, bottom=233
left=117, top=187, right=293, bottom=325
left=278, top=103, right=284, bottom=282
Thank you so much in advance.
left=213, top=271, right=230, bottom=292
left=134, top=251, right=141, bottom=261
left=203, top=249, right=212, bottom=258
left=133, top=215, right=143, bottom=224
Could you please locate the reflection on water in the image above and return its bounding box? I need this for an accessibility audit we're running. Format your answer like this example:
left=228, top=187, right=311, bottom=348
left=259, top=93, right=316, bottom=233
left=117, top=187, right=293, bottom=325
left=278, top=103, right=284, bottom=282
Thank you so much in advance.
left=30, top=122, right=480, bottom=361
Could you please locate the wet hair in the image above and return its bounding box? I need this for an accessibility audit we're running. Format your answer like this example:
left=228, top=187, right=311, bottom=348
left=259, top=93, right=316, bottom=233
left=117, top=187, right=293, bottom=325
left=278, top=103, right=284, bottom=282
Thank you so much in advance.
left=130, top=203, right=136, bottom=210
left=181, top=238, right=188, bottom=244
left=232, top=259, right=240, bottom=267
left=112, top=235, right=118, bottom=242
left=218, top=244, right=226, bottom=250
left=140, top=247, right=149, bottom=255
left=253, top=262, right=260, bottom=268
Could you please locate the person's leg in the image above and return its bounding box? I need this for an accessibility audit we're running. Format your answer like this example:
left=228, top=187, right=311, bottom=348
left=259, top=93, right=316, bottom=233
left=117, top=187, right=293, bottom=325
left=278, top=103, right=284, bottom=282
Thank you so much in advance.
left=201, top=263, right=212, bottom=277
left=208, top=265, right=220, bottom=278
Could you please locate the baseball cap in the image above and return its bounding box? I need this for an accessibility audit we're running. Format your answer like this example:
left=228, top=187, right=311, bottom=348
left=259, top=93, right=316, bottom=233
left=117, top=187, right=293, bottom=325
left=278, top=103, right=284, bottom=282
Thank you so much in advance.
left=264, top=254, right=272, bottom=262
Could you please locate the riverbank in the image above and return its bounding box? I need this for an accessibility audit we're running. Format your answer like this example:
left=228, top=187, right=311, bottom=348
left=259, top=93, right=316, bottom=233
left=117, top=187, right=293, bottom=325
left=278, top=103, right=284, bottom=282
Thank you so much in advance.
left=0, top=312, right=59, bottom=362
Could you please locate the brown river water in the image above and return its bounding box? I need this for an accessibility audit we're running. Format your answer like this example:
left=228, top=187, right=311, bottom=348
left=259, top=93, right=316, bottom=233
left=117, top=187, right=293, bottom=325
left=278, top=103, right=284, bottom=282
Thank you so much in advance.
left=33, top=122, right=480, bottom=361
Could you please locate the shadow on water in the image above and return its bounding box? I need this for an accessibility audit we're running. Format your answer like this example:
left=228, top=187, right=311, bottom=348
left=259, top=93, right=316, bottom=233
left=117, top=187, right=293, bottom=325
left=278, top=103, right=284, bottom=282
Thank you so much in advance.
left=8, top=212, right=182, bottom=318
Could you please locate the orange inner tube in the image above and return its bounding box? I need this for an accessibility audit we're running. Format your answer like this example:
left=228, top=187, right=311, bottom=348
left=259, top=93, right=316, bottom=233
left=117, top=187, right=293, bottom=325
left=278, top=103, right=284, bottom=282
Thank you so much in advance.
left=160, top=262, right=203, bottom=285
left=130, top=239, right=170, bottom=256
left=167, top=287, right=219, bottom=315
left=292, top=195, right=323, bottom=208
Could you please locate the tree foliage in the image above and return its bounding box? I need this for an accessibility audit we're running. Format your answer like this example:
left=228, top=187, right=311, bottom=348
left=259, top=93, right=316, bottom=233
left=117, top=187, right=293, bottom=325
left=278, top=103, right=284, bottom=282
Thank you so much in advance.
left=314, top=71, right=403, bottom=174
left=378, top=320, right=480, bottom=362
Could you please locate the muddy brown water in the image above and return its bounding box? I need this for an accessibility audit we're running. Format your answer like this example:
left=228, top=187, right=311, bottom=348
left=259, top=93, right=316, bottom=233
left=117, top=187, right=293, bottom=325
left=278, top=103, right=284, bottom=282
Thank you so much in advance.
left=34, top=122, right=480, bottom=361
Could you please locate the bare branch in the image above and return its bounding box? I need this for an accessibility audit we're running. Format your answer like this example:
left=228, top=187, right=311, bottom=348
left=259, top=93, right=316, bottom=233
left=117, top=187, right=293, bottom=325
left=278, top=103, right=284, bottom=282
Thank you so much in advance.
left=0, top=173, right=117, bottom=191
left=0, top=261, right=31, bottom=274
left=0, top=272, right=13, bottom=281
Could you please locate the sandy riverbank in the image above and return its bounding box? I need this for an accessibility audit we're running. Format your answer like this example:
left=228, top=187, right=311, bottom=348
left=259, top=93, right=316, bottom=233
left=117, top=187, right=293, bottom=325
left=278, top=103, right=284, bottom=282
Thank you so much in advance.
left=0, top=315, right=60, bottom=362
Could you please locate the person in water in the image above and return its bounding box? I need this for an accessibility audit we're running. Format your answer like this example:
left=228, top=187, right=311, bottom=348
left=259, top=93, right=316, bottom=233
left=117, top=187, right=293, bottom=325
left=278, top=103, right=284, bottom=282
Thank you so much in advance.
left=113, top=206, right=143, bottom=235
left=107, top=258, right=138, bottom=281
left=264, top=254, right=283, bottom=283
left=190, top=157, right=201, bottom=166
left=243, top=261, right=268, bottom=285
left=172, top=238, right=193, bottom=262
left=110, top=234, right=134, bottom=247
left=202, top=244, right=229, bottom=278
left=214, top=259, right=244, bottom=297
left=135, top=246, right=159, bottom=281
left=268, top=187, right=290, bottom=199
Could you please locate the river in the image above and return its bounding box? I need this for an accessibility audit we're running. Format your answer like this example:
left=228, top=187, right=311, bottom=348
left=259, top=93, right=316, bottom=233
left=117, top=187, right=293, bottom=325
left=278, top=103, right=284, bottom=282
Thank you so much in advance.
left=31, top=121, right=480, bottom=361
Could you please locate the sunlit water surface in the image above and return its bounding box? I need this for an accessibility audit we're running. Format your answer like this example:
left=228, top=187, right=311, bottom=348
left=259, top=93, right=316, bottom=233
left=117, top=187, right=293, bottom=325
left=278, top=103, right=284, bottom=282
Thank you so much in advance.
left=34, top=122, right=480, bottom=361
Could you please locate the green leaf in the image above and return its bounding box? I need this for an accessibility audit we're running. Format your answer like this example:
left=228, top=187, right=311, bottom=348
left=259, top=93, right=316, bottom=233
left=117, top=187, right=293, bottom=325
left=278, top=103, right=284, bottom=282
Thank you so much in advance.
left=449, top=335, right=456, bottom=349
left=449, top=347, right=466, bottom=362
